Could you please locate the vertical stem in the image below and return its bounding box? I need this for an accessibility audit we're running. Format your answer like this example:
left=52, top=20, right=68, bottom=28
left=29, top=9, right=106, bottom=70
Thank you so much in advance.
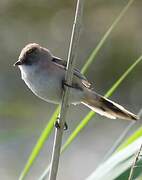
left=128, top=143, right=142, bottom=180
left=48, top=0, right=85, bottom=180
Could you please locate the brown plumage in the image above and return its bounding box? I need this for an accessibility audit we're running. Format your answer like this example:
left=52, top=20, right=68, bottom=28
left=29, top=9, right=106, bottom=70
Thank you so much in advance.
left=82, top=89, right=138, bottom=121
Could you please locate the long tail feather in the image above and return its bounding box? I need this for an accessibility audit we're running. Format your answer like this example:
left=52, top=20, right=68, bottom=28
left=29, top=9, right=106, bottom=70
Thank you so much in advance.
left=82, top=90, right=138, bottom=121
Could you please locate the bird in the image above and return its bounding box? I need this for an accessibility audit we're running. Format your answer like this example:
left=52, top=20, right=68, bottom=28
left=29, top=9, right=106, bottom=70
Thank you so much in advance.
left=14, top=43, right=138, bottom=121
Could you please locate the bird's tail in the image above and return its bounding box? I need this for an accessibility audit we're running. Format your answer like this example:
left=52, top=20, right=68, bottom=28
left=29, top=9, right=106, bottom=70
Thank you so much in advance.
left=82, top=89, right=138, bottom=121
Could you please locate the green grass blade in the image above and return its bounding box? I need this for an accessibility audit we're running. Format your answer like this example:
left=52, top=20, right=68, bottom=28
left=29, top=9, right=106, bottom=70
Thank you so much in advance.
left=40, top=136, right=142, bottom=180
left=101, top=109, right=142, bottom=161
left=19, top=106, right=60, bottom=180
left=19, top=0, right=136, bottom=179
left=81, top=0, right=135, bottom=74
left=105, top=56, right=142, bottom=98
left=134, top=173, right=142, bottom=180
left=116, top=109, right=142, bottom=151
left=86, top=137, right=142, bottom=180
left=61, top=55, right=142, bottom=153
left=117, top=126, right=142, bottom=151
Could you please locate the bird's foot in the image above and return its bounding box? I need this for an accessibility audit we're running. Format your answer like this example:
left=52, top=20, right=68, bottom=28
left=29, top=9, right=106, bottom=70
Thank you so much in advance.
left=54, top=117, right=68, bottom=130
left=62, top=80, right=73, bottom=90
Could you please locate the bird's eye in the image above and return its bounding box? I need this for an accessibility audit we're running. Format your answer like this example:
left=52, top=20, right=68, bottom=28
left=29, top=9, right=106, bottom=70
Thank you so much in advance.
left=27, top=47, right=37, bottom=55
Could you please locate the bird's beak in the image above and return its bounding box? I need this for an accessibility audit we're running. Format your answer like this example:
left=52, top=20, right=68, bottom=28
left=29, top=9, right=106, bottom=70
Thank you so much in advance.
left=13, top=60, right=22, bottom=66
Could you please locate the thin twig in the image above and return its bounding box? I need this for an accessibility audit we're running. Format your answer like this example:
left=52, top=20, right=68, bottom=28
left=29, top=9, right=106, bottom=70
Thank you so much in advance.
left=128, top=143, right=142, bottom=180
left=48, top=1, right=85, bottom=180
left=101, top=109, right=142, bottom=162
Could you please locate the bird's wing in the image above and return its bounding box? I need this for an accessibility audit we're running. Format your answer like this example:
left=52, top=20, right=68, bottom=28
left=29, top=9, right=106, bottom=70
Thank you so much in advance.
left=52, top=56, right=91, bottom=88
left=52, top=56, right=67, bottom=68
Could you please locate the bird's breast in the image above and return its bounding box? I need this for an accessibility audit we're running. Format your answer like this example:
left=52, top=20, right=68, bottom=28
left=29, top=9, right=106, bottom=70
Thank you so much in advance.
left=20, top=65, right=62, bottom=104
left=19, top=64, right=83, bottom=105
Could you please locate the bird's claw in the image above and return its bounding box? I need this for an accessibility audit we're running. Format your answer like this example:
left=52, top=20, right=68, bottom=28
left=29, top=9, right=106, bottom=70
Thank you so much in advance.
left=62, top=80, right=73, bottom=90
left=54, top=118, right=68, bottom=130
left=63, top=122, right=68, bottom=130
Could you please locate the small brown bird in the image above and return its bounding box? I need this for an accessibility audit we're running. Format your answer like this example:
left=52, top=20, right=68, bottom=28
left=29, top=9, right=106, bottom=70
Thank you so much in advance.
left=14, top=43, right=138, bottom=121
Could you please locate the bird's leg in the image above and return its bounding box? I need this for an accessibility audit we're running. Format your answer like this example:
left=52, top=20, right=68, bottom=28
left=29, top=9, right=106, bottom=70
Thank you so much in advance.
left=62, top=80, right=73, bottom=90
left=63, top=122, right=68, bottom=130
left=55, top=80, right=72, bottom=130
left=54, top=116, right=68, bottom=130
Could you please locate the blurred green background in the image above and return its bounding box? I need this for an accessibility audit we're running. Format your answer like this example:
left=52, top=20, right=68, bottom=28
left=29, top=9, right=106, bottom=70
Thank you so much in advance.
left=0, top=0, right=142, bottom=179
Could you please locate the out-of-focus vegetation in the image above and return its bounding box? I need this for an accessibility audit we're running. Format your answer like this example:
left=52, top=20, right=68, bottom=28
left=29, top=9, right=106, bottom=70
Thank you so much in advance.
left=0, top=0, right=142, bottom=179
